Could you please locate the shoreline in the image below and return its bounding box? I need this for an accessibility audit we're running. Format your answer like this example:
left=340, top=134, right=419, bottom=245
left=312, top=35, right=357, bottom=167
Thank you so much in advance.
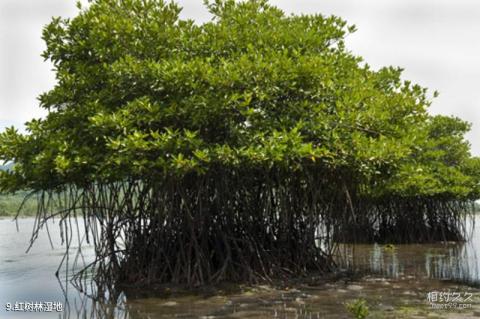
left=112, top=273, right=480, bottom=318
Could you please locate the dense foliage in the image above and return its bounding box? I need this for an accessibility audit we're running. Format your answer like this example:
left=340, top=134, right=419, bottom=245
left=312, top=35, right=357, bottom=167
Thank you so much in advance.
left=0, top=0, right=478, bottom=287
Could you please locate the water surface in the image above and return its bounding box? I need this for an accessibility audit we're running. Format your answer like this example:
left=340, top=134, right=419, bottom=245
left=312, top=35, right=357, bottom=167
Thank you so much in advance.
left=1, top=216, right=480, bottom=318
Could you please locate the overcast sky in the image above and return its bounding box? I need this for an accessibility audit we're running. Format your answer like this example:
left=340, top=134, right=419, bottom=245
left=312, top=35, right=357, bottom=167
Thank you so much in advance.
left=1, top=0, right=479, bottom=154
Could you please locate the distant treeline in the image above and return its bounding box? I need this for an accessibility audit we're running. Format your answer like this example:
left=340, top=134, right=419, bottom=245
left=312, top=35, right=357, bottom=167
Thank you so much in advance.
left=0, top=191, right=37, bottom=216
left=0, top=165, right=36, bottom=216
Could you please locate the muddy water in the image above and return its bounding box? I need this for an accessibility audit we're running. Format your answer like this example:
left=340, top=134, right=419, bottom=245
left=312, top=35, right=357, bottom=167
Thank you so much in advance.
left=1, top=216, right=480, bottom=318
left=334, top=215, right=480, bottom=285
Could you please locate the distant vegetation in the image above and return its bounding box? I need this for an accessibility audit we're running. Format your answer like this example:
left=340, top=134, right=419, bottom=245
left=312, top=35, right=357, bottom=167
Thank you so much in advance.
left=0, top=191, right=37, bottom=217
left=0, top=164, right=36, bottom=216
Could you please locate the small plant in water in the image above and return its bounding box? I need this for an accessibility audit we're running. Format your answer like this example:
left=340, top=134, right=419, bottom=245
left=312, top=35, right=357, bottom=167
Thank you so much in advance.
left=384, top=244, right=396, bottom=252
left=346, top=298, right=369, bottom=319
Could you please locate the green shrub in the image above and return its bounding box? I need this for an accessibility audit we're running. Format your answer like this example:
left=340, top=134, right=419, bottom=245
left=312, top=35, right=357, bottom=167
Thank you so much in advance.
left=346, top=298, right=369, bottom=319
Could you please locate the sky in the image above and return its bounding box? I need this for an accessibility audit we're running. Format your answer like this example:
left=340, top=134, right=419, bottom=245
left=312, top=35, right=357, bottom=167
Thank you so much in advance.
left=1, top=0, right=479, bottom=154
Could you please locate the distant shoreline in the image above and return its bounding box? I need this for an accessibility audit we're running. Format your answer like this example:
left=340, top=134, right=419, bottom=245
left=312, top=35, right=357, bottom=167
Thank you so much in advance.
left=1, top=210, right=480, bottom=218
left=0, top=213, right=36, bottom=219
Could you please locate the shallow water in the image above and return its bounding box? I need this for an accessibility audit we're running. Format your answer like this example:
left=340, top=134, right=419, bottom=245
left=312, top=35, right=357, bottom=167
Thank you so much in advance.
left=334, top=215, right=480, bottom=285
left=0, top=217, right=97, bottom=318
left=1, top=216, right=480, bottom=318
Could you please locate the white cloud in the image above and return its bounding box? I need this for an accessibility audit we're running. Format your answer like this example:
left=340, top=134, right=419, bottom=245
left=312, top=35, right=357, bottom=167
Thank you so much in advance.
left=0, top=0, right=80, bottom=130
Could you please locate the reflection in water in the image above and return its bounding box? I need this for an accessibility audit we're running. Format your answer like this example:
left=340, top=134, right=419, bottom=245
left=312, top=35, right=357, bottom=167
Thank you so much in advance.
left=334, top=215, right=480, bottom=286
left=62, top=290, right=349, bottom=319
left=425, top=242, right=479, bottom=285
left=1, top=215, right=480, bottom=318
